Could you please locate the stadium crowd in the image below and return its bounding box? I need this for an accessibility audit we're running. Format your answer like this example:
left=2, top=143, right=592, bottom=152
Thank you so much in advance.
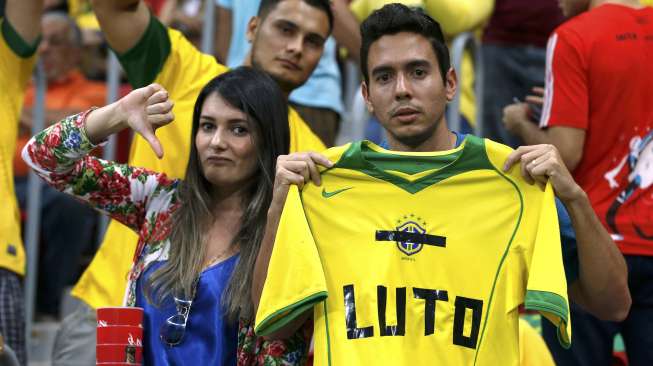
left=1, top=0, right=652, bottom=365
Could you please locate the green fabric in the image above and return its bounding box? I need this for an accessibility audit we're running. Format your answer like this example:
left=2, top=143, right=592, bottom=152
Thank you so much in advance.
left=255, top=292, right=327, bottom=336
left=1, top=17, right=40, bottom=58
left=333, top=136, right=494, bottom=194
left=525, top=289, right=570, bottom=349
left=116, top=13, right=170, bottom=88
left=362, top=149, right=460, bottom=174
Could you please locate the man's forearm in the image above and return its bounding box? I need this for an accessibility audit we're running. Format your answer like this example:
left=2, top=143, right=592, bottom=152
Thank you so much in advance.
left=331, top=0, right=361, bottom=62
left=91, top=0, right=150, bottom=53
left=515, top=119, right=553, bottom=146
left=564, top=192, right=631, bottom=321
left=5, top=0, right=44, bottom=44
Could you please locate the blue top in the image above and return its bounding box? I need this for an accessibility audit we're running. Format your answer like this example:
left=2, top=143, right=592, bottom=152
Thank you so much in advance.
left=382, top=132, right=580, bottom=283
left=136, top=255, right=239, bottom=366
left=217, top=0, right=344, bottom=114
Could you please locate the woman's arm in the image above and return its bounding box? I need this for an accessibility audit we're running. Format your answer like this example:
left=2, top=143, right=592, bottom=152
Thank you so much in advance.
left=22, top=84, right=177, bottom=232
left=252, top=152, right=332, bottom=339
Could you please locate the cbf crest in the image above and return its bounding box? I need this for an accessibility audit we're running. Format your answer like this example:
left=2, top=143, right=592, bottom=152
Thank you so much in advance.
left=395, top=215, right=428, bottom=256
left=375, top=214, right=446, bottom=257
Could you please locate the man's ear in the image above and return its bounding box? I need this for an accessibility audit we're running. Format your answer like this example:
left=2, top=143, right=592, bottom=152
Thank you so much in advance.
left=361, top=81, right=374, bottom=114
left=246, top=16, right=259, bottom=43
left=444, top=67, right=458, bottom=102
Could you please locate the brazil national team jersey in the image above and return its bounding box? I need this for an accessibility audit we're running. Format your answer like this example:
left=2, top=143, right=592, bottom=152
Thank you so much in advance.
left=255, top=136, right=571, bottom=365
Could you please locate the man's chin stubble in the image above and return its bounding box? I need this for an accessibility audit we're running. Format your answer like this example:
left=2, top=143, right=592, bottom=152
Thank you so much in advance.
left=251, top=57, right=301, bottom=95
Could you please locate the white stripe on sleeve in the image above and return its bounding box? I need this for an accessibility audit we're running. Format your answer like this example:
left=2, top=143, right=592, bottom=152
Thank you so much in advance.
left=540, top=33, right=558, bottom=128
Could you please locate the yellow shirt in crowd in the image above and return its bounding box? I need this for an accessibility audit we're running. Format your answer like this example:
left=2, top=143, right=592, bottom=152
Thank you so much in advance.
left=71, top=16, right=325, bottom=308
left=0, top=19, right=38, bottom=276
left=256, top=137, right=570, bottom=365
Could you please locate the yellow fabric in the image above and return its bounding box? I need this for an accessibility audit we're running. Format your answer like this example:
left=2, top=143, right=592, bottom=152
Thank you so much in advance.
left=350, top=0, right=493, bottom=127
left=423, top=0, right=493, bottom=37
left=256, top=137, right=570, bottom=365
left=0, top=19, right=36, bottom=275
left=519, top=318, right=555, bottom=366
left=67, top=0, right=100, bottom=30
left=72, top=28, right=325, bottom=308
left=349, top=0, right=425, bottom=18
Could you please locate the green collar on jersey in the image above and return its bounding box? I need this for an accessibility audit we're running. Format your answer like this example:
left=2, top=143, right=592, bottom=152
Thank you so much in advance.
left=333, top=136, right=494, bottom=194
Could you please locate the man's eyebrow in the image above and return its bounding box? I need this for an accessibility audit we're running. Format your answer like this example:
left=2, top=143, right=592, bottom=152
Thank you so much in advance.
left=274, top=19, right=298, bottom=31
left=405, top=59, right=432, bottom=69
left=275, top=18, right=327, bottom=45
left=371, top=64, right=394, bottom=77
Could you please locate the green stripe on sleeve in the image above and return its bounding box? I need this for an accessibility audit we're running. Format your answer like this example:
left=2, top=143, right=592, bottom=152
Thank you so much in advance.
left=525, top=289, right=570, bottom=348
left=254, top=291, right=326, bottom=336
left=1, top=18, right=40, bottom=58
left=116, top=13, right=170, bottom=88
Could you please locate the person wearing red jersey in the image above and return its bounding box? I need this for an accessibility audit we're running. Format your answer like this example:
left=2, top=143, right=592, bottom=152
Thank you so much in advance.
left=503, top=0, right=653, bottom=364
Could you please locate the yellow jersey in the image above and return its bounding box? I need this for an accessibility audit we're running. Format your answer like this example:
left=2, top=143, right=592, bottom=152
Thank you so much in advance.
left=71, top=16, right=325, bottom=308
left=256, top=136, right=571, bottom=365
left=0, top=19, right=38, bottom=275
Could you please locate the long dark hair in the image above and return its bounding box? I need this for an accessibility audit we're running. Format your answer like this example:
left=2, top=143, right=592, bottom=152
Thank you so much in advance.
left=147, top=66, right=290, bottom=321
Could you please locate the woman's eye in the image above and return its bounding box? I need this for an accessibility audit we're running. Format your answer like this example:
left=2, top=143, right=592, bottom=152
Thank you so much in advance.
left=232, top=126, right=248, bottom=136
left=200, top=122, right=214, bottom=131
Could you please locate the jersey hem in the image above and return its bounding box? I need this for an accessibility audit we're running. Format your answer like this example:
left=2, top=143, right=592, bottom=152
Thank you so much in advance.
left=255, top=291, right=327, bottom=336
left=524, top=289, right=570, bottom=349
left=1, top=18, right=40, bottom=58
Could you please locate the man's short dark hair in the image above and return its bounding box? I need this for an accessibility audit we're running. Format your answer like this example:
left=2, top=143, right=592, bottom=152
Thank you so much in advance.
left=360, top=3, right=451, bottom=83
left=258, top=0, right=334, bottom=33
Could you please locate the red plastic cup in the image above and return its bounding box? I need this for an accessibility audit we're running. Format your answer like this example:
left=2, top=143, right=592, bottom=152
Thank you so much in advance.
left=97, top=307, right=144, bottom=327
left=97, top=326, right=143, bottom=347
left=96, top=344, right=143, bottom=364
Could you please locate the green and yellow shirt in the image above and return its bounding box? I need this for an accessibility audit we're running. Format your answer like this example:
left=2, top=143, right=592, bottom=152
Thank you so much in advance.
left=256, top=136, right=571, bottom=365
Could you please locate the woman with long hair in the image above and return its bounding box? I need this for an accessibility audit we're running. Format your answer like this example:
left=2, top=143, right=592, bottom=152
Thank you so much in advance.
left=23, top=66, right=331, bottom=365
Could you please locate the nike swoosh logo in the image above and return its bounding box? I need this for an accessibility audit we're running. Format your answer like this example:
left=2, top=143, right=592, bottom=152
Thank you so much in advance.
left=322, top=187, right=353, bottom=198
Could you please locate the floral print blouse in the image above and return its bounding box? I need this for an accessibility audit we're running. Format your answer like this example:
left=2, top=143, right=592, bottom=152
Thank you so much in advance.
left=23, top=110, right=311, bottom=365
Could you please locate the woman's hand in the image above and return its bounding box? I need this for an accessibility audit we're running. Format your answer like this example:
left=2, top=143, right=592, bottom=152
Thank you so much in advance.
left=271, top=152, right=334, bottom=206
left=117, top=83, right=175, bottom=158
left=85, top=83, right=174, bottom=158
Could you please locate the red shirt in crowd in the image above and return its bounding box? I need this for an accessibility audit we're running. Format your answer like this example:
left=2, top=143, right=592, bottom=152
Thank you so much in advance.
left=540, top=4, right=653, bottom=256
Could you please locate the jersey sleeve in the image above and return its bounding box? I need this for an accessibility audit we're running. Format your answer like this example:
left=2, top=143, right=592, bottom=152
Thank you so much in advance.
left=1, top=18, right=39, bottom=95
left=254, top=185, right=328, bottom=336
left=540, top=28, right=588, bottom=130
left=523, top=183, right=571, bottom=349
left=116, top=14, right=171, bottom=88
